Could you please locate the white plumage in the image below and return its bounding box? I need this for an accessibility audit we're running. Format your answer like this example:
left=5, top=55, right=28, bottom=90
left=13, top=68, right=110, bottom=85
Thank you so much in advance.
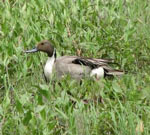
left=90, top=67, right=104, bottom=79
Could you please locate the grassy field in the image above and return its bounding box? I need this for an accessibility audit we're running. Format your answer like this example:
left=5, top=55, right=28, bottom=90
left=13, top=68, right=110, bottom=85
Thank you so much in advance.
left=0, top=0, right=150, bottom=134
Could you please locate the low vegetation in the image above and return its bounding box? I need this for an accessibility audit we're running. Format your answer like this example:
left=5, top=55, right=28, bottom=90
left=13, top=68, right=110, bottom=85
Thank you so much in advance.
left=0, top=0, right=150, bottom=134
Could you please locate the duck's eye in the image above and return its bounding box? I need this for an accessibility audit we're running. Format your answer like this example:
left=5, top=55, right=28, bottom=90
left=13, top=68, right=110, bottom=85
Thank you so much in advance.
left=41, top=43, right=44, bottom=45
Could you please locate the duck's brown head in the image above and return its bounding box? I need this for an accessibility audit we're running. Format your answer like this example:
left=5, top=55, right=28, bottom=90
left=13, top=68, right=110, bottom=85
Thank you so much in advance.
left=25, top=40, right=55, bottom=57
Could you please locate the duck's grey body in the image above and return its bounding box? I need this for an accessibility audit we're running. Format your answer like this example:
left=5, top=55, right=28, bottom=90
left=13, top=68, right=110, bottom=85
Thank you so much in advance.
left=44, top=54, right=123, bottom=81
left=25, top=40, right=124, bottom=82
left=54, top=56, right=91, bottom=80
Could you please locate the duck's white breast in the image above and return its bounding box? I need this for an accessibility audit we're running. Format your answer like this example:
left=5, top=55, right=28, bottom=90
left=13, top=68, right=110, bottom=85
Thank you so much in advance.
left=44, top=56, right=55, bottom=80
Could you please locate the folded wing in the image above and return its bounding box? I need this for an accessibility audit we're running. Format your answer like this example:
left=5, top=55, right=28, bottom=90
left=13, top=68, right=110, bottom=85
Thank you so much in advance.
left=72, top=57, right=124, bottom=77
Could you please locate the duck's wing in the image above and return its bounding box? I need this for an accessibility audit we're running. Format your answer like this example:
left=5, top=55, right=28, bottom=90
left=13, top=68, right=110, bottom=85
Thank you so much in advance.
left=101, top=65, right=124, bottom=76
left=72, top=57, right=124, bottom=76
left=72, top=57, right=114, bottom=69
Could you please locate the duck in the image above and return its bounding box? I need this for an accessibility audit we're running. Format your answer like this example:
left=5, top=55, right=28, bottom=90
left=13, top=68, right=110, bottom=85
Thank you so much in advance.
left=24, top=40, right=124, bottom=82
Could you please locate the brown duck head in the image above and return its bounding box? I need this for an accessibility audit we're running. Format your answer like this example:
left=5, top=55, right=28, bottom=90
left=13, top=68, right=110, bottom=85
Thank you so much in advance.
left=24, top=40, right=55, bottom=57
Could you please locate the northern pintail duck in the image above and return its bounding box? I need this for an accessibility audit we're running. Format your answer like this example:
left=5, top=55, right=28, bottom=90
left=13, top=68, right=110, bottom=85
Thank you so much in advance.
left=25, top=40, right=124, bottom=82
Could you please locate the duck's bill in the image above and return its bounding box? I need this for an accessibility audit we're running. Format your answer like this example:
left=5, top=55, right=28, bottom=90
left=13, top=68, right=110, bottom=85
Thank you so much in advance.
left=24, top=47, right=38, bottom=53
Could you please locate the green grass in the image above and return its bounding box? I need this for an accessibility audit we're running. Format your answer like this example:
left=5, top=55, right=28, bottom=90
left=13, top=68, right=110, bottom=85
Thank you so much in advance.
left=0, top=0, right=150, bottom=134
